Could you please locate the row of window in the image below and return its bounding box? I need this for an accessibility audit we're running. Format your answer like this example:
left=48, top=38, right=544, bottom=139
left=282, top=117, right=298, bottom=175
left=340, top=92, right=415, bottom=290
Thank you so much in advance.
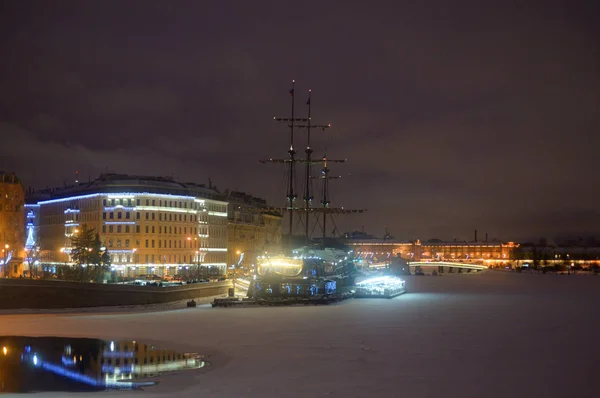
left=112, top=253, right=197, bottom=264
left=102, top=211, right=200, bottom=222
left=101, top=224, right=200, bottom=236
left=103, top=198, right=204, bottom=210
left=143, top=239, right=202, bottom=249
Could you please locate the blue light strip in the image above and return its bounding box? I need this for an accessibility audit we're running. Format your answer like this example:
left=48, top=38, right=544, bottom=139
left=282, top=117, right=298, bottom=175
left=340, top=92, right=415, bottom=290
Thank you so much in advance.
left=64, top=208, right=80, bottom=214
left=40, top=361, right=137, bottom=389
left=35, top=192, right=221, bottom=205
left=37, top=193, right=103, bottom=205
left=25, top=204, right=40, bottom=208
left=104, top=221, right=136, bottom=225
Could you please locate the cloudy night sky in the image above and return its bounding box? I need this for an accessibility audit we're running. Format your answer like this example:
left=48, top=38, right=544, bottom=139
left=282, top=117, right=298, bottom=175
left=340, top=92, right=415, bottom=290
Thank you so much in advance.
left=1, top=0, right=598, bottom=242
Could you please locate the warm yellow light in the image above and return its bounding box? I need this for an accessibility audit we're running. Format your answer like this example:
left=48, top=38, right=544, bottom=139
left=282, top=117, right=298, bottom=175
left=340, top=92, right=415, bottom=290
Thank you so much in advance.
left=74, top=229, right=79, bottom=234
left=2, top=346, right=7, bottom=355
left=4, top=244, right=8, bottom=249
left=236, top=250, right=241, bottom=255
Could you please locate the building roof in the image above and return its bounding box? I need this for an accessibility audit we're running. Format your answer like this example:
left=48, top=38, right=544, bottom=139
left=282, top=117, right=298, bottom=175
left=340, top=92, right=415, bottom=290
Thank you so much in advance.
left=0, top=171, right=22, bottom=185
left=26, top=173, right=223, bottom=203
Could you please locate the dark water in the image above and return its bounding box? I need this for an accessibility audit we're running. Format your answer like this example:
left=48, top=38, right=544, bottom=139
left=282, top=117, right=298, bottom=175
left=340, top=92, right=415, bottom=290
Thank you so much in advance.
left=0, top=336, right=207, bottom=393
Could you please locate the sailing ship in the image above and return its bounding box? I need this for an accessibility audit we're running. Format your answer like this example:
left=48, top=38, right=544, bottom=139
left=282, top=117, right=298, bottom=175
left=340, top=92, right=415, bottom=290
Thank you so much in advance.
left=246, top=81, right=366, bottom=303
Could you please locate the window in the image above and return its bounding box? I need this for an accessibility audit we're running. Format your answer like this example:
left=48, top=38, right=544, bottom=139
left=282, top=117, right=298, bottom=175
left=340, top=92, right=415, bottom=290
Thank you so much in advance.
left=159, top=213, right=162, bottom=221
left=145, top=254, right=148, bottom=262
left=108, top=239, right=113, bottom=247
left=136, top=212, right=140, bottom=220
left=111, top=199, right=115, bottom=206
left=184, top=227, right=187, bottom=234
left=128, top=199, right=132, bottom=206
left=125, top=239, right=130, bottom=247
left=102, top=225, right=106, bottom=233
left=110, top=212, right=114, bottom=219
left=159, top=226, right=162, bottom=234
left=159, top=240, right=162, bottom=248
left=117, top=225, right=121, bottom=233
left=137, top=199, right=140, bottom=206
left=169, top=201, right=172, bottom=207
left=159, top=200, right=163, bottom=206
left=103, top=199, right=107, bottom=206
left=152, top=213, right=155, bottom=220
left=169, top=214, right=172, bottom=221
left=145, top=225, right=149, bottom=233
left=117, top=239, right=121, bottom=248
left=151, top=254, right=155, bottom=263
left=109, top=225, right=114, bottom=233
left=145, top=239, right=148, bottom=248
left=151, top=240, right=155, bottom=248
left=136, top=239, right=140, bottom=246
left=136, top=225, right=140, bottom=233
left=118, top=212, right=122, bottom=219
left=103, top=212, right=106, bottom=220
left=145, top=212, right=149, bottom=220
left=169, top=240, right=172, bottom=248
left=125, top=225, right=130, bottom=233
left=145, top=199, right=149, bottom=205
left=152, top=226, right=155, bottom=233
left=126, top=212, right=130, bottom=219
left=152, top=199, right=155, bottom=206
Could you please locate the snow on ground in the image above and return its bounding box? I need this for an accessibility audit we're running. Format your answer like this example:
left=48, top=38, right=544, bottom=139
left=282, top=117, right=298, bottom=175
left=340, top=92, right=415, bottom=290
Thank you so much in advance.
left=1, top=270, right=598, bottom=398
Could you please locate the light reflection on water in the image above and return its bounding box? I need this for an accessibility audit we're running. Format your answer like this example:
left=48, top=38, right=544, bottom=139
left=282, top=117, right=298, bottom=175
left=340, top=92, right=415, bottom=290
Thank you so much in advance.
left=0, top=336, right=207, bottom=393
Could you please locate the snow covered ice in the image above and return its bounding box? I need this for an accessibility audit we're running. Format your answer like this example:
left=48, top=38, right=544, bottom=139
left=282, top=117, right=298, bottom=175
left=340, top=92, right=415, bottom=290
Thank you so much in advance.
left=1, top=270, right=598, bottom=397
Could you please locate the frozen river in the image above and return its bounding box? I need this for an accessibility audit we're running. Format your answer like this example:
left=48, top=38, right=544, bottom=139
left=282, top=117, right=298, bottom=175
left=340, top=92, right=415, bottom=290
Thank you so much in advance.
left=1, top=270, right=598, bottom=397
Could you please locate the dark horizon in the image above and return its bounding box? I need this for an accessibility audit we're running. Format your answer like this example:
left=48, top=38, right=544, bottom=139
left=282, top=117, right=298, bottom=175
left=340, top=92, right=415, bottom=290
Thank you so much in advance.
left=1, top=1, right=599, bottom=242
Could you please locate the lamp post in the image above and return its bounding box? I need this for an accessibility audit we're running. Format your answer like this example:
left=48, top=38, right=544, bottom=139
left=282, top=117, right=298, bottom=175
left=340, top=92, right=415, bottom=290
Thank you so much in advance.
left=131, top=248, right=137, bottom=280
left=2, top=244, right=8, bottom=278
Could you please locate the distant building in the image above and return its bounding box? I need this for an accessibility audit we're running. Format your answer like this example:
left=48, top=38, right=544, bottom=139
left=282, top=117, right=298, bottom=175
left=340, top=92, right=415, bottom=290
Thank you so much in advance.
left=0, top=171, right=25, bottom=277
left=224, top=190, right=282, bottom=270
left=349, top=239, right=518, bottom=265
left=26, top=174, right=228, bottom=277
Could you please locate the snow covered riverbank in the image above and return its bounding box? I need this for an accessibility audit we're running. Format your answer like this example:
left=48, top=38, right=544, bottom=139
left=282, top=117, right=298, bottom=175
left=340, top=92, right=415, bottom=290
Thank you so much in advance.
left=1, top=270, right=597, bottom=397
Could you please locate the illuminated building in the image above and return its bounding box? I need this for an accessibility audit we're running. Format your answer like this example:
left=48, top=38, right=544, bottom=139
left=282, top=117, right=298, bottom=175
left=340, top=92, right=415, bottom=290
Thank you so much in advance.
left=225, top=190, right=282, bottom=270
left=0, top=172, right=25, bottom=277
left=26, top=174, right=228, bottom=276
left=350, top=239, right=519, bottom=265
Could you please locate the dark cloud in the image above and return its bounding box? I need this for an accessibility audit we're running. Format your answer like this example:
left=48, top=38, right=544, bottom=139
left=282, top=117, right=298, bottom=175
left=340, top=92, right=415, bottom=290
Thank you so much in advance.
left=1, top=0, right=599, bottom=241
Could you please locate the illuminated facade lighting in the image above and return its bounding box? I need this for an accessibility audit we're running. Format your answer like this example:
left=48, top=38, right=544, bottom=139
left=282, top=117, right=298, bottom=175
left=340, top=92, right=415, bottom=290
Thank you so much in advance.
left=25, top=176, right=230, bottom=276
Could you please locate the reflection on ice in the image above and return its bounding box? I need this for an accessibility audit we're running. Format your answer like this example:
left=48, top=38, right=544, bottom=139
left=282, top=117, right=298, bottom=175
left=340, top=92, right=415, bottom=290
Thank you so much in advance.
left=0, top=336, right=207, bottom=393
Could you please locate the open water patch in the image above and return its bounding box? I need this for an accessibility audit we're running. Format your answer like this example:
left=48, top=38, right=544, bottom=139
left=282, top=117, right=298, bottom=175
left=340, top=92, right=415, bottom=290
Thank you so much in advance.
left=0, top=336, right=208, bottom=393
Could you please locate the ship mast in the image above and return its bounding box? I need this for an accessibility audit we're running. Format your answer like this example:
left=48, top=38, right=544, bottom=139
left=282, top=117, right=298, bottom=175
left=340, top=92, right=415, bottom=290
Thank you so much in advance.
left=261, top=82, right=366, bottom=248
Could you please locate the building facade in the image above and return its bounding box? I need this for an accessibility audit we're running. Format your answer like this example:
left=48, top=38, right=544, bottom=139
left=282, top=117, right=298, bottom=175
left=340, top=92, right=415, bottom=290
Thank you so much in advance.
left=26, top=174, right=228, bottom=277
left=0, top=172, right=25, bottom=277
left=225, top=191, right=282, bottom=270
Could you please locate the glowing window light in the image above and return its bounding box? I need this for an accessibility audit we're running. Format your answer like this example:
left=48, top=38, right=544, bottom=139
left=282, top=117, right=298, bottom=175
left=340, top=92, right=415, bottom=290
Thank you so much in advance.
left=64, top=208, right=80, bottom=214
left=104, top=206, right=135, bottom=211
left=207, top=211, right=228, bottom=217
left=135, top=206, right=198, bottom=214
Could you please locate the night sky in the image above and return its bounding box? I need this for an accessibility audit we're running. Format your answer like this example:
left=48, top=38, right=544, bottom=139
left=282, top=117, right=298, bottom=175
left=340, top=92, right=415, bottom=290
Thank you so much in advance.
left=1, top=1, right=599, bottom=242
